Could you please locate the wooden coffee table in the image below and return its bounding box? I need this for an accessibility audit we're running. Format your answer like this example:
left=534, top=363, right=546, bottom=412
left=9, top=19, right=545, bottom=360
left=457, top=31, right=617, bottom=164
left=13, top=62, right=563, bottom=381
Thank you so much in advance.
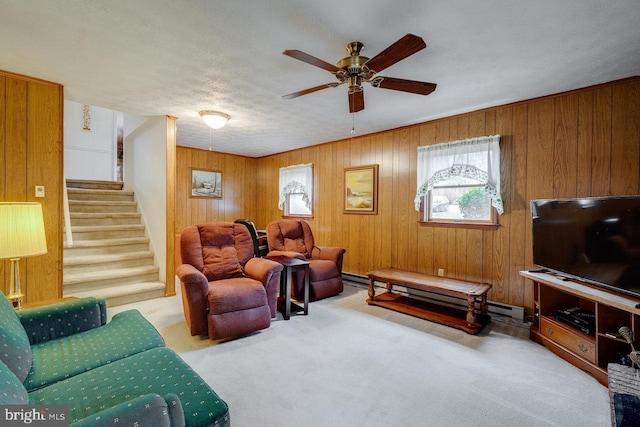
left=266, top=255, right=310, bottom=320
left=367, top=268, right=492, bottom=334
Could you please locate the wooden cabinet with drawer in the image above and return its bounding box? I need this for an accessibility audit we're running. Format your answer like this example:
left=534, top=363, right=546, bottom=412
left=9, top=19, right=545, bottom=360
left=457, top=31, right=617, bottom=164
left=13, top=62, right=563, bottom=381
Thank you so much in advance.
left=539, top=317, right=596, bottom=364
left=521, top=271, right=640, bottom=386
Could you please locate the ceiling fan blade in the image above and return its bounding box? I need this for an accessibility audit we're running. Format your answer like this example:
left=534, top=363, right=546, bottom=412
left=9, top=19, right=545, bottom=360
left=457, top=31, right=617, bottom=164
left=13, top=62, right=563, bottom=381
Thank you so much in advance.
left=283, top=49, right=342, bottom=73
left=363, top=34, right=426, bottom=74
left=348, top=90, right=364, bottom=113
left=282, top=83, right=340, bottom=99
left=373, top=77, right=436, bottom=95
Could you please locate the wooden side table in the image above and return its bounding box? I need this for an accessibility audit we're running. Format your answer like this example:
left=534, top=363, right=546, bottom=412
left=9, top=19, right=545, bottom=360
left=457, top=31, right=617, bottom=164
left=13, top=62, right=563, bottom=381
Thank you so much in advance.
left=266, top=255, right=310, bottom=320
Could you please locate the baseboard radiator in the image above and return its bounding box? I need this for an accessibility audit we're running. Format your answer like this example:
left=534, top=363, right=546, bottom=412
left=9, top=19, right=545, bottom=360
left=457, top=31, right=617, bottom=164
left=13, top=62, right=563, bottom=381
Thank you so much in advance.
left=342, top=272, right=525, bottom=322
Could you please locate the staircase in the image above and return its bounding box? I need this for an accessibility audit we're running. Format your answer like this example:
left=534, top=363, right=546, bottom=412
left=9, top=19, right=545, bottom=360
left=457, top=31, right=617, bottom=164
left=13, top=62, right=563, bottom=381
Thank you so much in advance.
left=63, top=179, right=165, bottom=307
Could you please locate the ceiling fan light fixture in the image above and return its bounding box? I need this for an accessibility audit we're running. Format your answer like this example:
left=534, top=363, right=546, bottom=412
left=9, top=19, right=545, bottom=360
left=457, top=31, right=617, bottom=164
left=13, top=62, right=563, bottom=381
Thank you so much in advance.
left=199, top=110, right=231, bottom=129
left=348, top=75, right=363, bottom=93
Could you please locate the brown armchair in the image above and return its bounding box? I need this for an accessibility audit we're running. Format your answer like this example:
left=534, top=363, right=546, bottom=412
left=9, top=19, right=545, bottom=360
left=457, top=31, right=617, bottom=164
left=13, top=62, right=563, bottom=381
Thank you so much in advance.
left=266, top=219, right=346, bottom=301
left=176, top=222, right=283, bottom=340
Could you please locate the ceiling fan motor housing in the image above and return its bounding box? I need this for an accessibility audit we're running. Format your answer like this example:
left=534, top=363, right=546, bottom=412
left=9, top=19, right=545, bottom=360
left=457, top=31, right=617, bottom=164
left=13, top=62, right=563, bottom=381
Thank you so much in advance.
left=337, top=41, right=369, bottom=79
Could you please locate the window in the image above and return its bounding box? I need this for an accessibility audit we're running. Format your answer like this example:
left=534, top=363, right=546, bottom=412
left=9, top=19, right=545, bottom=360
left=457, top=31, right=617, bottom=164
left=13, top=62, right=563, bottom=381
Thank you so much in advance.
left=415, top=135, right=503, bottom=227
left=424, top=176, right=496, bottom=224
left=278, top=163, right=313, bottom=217
left=286, top=193, right=312, bottom=216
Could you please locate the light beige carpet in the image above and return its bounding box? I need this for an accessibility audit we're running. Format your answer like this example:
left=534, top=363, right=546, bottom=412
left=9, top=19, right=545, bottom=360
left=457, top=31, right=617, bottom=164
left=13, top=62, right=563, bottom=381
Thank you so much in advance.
left=110, top=282, right=610, bottom=426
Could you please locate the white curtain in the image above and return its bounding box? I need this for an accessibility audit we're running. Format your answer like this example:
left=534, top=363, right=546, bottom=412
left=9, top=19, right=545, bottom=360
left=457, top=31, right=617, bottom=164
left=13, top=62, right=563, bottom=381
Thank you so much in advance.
left=278, top=163, right=313, bottom=210
left=414, top=135, right=503, bottom=214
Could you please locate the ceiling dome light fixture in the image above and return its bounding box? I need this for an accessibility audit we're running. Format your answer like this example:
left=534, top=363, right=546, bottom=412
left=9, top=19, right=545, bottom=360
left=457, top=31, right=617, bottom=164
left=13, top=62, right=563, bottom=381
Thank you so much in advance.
left=199, top=110, right=231, bottom=129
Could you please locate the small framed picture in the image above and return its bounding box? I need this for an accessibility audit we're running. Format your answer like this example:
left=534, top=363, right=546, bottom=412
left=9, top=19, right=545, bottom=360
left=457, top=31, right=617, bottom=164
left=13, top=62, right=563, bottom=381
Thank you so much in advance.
left=344, top=164, right=378, bottom=214
left=190, top=168, right=222, bottom=198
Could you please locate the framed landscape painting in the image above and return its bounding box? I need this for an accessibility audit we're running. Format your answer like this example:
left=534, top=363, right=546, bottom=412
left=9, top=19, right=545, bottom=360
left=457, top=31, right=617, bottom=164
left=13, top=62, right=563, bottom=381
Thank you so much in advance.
left=190, top=168, right=222, bottom=198
left=344, top=164, right=378, bottom=214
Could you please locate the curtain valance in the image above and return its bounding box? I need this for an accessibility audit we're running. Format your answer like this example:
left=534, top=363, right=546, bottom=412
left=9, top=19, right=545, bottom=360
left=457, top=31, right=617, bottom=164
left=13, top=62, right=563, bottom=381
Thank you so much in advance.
left=278, top=163, right=313, bottom=210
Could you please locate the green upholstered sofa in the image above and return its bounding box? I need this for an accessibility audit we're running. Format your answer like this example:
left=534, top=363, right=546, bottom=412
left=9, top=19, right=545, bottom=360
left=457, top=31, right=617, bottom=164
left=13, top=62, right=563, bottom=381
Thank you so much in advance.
left=0, top=291, right=229, bottom=426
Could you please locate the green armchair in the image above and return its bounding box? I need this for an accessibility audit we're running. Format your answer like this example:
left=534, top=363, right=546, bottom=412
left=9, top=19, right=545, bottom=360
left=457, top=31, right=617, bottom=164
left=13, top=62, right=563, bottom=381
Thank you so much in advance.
left=0, top=291, right=229, bottom=427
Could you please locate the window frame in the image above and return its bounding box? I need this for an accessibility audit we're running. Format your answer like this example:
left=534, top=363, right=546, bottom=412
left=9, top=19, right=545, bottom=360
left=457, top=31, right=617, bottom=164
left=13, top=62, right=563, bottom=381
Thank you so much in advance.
left=415, top=135, right=502, bottom=230
left=283, top=191, right=314, bottom=219
left=419, top=183, right=499, bottom=229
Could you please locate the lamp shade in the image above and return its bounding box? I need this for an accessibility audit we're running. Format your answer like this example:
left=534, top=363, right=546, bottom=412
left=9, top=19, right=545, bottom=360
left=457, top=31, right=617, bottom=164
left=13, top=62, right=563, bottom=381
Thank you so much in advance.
left=0, top=202, right=48, bottom=260
left=199, top=110, right=230, bottom=129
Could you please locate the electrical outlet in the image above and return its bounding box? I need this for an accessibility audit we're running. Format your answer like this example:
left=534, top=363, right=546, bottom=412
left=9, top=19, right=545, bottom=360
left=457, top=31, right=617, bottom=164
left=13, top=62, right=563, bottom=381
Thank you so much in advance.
left=437, top=268, right=445, bottom=277
left=35, top=185, right=45, bottom=198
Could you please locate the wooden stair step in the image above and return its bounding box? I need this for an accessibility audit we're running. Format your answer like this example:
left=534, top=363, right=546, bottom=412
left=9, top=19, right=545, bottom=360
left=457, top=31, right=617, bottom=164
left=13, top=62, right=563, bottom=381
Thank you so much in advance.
left=65, top=224, right=146, bottom=240
left=65, top=236, right=150, bottom=248
left=70, top=212, right=141, bottom=219
left=67, top=188, right=134, bottom=201
left=68, top=200, right=137, bottom=206
left=64, top=250, right=154, bottom=265
left=64, top=265, right=159, bottom=286
left=63, top=237, right=151, bottom=255
left=67, top=200, right=138, bottom=213
left=67, top=224, right=145, bottom=232
left=66, top=281, right=166, bottom=308
left=64, top=265, right=159, bottom=283
left=69, top=212, right=142, bottom=226
left=66, top=179, right=124, bottom=191
left=63, top=251, right=155, bottom=274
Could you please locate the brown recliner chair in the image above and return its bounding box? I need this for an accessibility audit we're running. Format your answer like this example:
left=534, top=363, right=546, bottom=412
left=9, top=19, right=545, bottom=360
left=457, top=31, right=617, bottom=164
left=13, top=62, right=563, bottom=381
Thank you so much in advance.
left=176, top=222, right=283, bottom=340
left=266, top=219, right=346, bottom=301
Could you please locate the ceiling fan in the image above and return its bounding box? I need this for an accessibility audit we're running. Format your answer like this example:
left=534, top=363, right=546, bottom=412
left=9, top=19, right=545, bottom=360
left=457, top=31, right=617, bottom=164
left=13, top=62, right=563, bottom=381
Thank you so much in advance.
left=282, top=33, right=436, bottom=113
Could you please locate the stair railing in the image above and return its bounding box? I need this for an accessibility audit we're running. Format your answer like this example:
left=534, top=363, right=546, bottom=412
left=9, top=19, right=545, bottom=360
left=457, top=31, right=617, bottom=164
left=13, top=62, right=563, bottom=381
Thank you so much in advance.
left=63, top=180, right=73, bottom=247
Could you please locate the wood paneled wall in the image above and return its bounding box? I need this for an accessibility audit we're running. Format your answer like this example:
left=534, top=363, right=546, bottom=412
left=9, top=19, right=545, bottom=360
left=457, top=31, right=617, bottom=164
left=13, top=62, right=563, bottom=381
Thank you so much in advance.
left=175, top=146, right=259, bottom=233
left=174, top=78, right=639, bottom=313
left=253, top=77, right=640, bottom=312
left=0, top=70, right=63, bottom=303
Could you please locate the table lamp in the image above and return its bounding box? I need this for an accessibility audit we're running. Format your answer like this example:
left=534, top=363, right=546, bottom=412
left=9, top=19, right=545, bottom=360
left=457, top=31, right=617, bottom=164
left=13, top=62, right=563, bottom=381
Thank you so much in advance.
left=0, top=202, right=48, bottom=309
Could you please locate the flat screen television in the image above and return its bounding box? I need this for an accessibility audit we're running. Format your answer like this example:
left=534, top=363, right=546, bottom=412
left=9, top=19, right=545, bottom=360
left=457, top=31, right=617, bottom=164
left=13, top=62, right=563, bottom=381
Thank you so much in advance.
left=531, top=196, right=640, bottom=299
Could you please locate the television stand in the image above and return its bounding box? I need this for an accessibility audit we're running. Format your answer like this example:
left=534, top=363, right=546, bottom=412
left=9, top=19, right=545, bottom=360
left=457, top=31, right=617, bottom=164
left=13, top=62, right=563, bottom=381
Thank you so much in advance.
left=521, top=271, right=640, bottom=386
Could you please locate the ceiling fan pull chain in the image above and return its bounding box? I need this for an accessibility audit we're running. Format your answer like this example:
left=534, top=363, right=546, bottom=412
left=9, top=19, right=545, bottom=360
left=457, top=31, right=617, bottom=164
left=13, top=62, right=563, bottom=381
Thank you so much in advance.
left=350, top=94, right=356, bottom=135
left=351, top=112, right=356, bottom=135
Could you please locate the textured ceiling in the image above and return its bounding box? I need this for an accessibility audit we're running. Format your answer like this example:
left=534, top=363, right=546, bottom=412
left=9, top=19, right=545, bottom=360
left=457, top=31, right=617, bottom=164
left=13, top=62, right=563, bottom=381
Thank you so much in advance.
left=1, top=0, right=639, bottom=157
